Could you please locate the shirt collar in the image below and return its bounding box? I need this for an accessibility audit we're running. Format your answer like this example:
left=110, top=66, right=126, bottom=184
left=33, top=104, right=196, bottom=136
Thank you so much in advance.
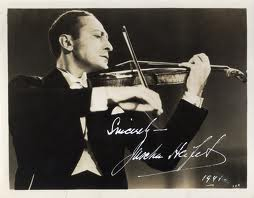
left=57, top=66, right=88, bottom=88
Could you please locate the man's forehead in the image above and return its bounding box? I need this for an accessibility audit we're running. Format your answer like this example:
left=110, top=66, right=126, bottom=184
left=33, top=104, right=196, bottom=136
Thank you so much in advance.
left=78, top=16, right=105, bottom=32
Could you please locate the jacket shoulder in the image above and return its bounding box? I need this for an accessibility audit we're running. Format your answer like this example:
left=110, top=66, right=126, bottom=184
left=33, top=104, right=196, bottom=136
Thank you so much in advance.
left=9, top=75, right=43, bottom=89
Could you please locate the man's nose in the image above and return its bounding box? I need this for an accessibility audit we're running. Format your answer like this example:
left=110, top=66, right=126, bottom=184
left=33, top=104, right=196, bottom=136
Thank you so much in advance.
left=104, top=39, right=113, bottom=52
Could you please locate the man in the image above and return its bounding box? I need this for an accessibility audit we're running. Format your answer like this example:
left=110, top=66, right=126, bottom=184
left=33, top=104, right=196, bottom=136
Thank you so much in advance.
left=9, top=10, right=210, bottom=189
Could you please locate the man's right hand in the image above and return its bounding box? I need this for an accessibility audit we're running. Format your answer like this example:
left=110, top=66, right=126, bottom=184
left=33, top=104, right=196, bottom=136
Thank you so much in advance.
left=104, top=86, right=163, bottom=116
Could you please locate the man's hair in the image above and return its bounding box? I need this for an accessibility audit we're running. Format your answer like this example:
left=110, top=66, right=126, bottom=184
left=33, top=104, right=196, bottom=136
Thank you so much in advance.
left=48, top=10, right=93, bottom=59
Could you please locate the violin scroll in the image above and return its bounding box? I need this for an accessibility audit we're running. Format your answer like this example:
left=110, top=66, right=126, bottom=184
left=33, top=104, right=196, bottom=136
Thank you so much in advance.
left=225, top=67, right=247, bottom=83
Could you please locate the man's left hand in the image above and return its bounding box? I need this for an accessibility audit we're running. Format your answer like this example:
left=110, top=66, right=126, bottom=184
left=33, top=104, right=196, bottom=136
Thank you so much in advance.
left=179, top=53, right=211, bottom=97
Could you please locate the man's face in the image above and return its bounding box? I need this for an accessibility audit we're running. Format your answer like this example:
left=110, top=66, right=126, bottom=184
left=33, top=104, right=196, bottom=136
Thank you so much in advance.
left=72, top=16, right=113, bottom=72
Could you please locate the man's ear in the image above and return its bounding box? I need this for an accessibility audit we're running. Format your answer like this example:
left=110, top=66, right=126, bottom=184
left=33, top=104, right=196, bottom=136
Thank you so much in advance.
left=58, top=34, right=74, bottom=52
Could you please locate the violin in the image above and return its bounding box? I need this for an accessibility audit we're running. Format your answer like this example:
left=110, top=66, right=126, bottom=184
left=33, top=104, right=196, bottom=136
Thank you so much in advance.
left=88, top=59, right=247, bottom=87
left=88, top=26, right=247, bottom=87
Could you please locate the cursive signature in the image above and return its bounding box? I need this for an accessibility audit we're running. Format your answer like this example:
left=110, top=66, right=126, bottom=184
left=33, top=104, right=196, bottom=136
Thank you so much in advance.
left=108, top=117, right=227, bottom=177
left=138, top=134, right=227, bottom=178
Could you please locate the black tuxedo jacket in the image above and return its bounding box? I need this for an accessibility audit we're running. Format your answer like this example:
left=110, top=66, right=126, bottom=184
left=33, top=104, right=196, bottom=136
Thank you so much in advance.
left=9, top=68, right=208, bottom=189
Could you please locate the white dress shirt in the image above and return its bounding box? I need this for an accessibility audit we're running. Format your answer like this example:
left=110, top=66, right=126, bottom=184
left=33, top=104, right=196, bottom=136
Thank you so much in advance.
left=57, top=67, right=103, bottom=176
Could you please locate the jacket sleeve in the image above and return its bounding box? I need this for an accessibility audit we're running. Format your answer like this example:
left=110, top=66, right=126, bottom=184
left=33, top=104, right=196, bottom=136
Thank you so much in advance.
left=8, top=75, right=93, bottom=171
left=126, top=99, right=208, bottom=171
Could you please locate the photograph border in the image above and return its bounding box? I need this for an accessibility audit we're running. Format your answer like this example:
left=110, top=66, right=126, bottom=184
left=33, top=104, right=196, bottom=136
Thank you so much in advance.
left=1, top=0, right=254, bottom=197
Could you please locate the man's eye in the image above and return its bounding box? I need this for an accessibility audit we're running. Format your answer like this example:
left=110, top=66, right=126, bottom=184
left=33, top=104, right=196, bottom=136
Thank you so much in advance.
left=94, top=35, right=102, bottom=38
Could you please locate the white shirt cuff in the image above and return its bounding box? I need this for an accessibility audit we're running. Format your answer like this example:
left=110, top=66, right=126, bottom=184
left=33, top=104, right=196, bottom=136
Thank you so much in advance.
left=90, top=87, right=108, bottom=112
left=182, top=91, right=204, bottom=108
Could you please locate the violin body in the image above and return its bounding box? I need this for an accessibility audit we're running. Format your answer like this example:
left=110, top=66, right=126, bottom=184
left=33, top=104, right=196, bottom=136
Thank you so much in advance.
left=88, top=60, right=190, bottom=87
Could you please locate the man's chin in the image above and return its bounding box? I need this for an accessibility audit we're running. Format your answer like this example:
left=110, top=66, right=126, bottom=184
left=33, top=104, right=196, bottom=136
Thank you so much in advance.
left=91, top=64, right=108, bottom=72
left=101, top=64, right=109, bottom=70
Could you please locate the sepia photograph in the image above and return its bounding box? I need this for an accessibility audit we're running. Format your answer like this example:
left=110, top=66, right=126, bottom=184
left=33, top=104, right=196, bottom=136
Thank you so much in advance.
left=6, top=6, right=248, bottom=192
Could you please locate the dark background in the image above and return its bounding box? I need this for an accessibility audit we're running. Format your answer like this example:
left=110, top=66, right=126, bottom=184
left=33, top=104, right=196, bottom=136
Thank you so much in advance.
left=8, top=9, right=247, bottom=188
